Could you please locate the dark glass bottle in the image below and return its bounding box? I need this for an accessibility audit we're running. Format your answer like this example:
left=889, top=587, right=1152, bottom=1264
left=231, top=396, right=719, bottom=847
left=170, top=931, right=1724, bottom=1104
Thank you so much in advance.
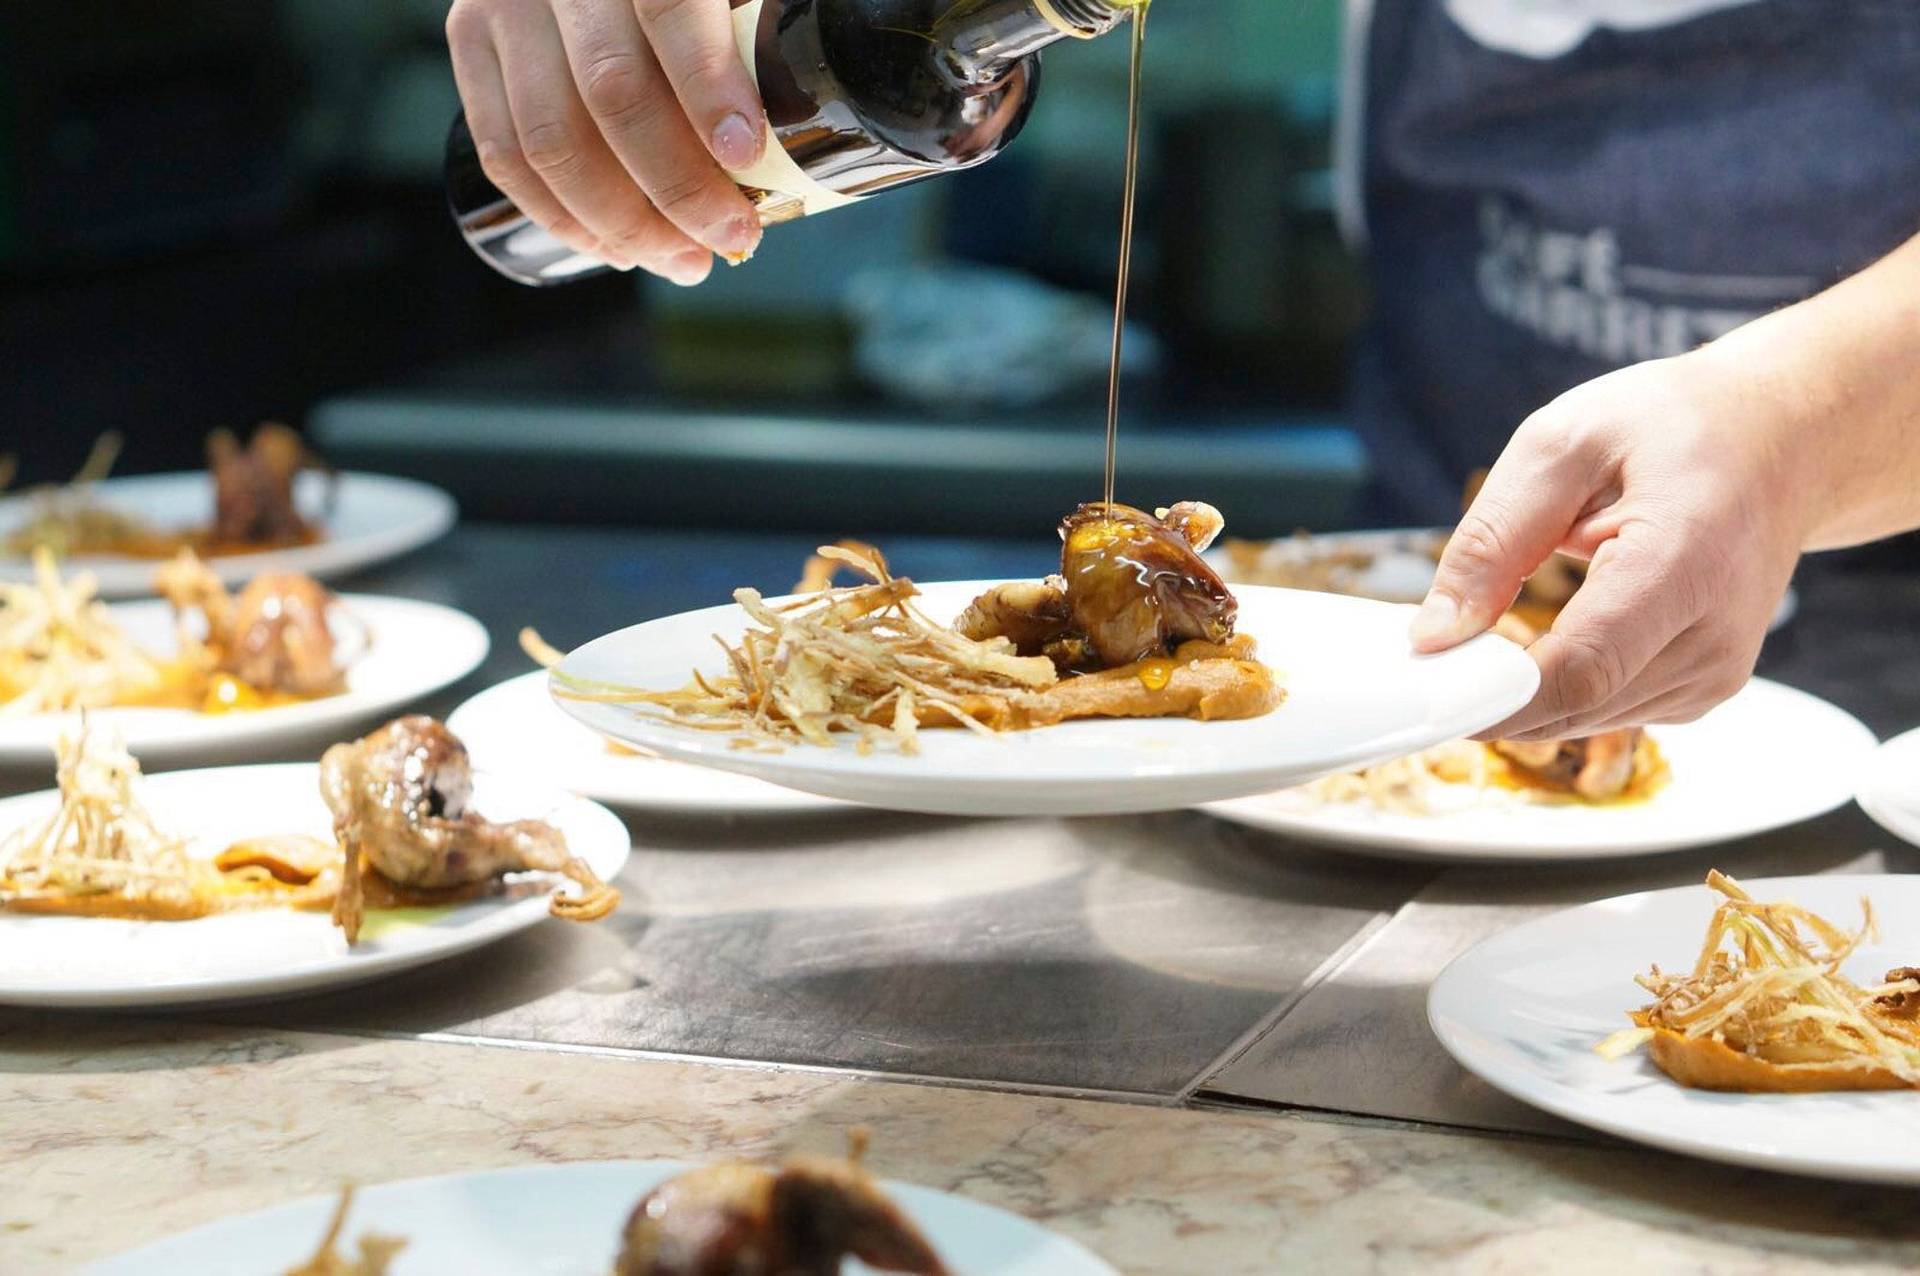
left=446, top=0, right=1132, bottom=286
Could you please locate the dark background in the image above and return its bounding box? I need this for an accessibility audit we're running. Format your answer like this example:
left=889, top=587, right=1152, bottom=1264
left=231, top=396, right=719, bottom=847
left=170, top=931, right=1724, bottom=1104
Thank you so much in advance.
left=0, top=0, right=1369, bottom=536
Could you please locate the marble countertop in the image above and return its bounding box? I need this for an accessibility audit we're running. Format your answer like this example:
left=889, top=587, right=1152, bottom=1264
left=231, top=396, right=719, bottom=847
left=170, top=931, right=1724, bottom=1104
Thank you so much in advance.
left=7, top=1019, right=1920, bottom=1274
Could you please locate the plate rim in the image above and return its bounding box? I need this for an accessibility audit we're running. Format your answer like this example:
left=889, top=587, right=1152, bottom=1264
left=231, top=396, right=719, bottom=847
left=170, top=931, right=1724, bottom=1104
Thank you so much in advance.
left=1198, top=677, right=1877, bottom=862
left=81, top=1157, right=1119, bottom=1275
left=0, top=760, right=630, bottom=1007
left=1427, top=872, right=1920, bottom=1183
left=1856, top=723, right=1920, bottom=851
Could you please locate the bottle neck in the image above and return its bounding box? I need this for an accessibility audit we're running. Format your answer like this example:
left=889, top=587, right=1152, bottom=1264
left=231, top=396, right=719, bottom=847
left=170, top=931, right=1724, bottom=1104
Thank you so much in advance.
left=937, top=0, right=1129, bottom=87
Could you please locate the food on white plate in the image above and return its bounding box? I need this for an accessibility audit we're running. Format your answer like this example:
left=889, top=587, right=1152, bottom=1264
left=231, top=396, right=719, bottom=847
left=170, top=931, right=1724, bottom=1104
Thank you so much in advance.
left=1598, top=870, right=1920, bottom=1092
left=617, top=1133, right=948, bottom=1276
left=2, top=424, right=333, bottom=562
left=0, top=547, right=354, bottom=716
left=0, top=716, right=617, bottom=945
left=321, top=715, right=619, bottom=943
left=554, top=503, right=1282, bottom=755
left=0, top=724, right=338, bottom=921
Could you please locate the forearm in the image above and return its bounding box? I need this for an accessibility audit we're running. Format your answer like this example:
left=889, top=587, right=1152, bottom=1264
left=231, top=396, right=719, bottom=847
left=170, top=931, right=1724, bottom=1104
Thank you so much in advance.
left=1696, top=229, right=1920, bottom=551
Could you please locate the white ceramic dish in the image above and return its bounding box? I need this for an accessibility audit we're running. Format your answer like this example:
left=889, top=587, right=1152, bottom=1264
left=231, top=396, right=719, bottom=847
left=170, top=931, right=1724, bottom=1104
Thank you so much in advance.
left=1856, top=724, right=1920, bottom=851
left=82, top=1159, right=1118, bottom=1275
left=553, top=580, right=1540, bottom=818
left=0, top=762, right=628, bottom=1007
left=1200, top=678, right=1874, bottom=861
left=1429, top=873, right=1920, bottom=1184
left=449, top=671, right=851, bottom=815
left=0, top=470, right=456, bottom=597
left=0, top=594, right=489, bottom=768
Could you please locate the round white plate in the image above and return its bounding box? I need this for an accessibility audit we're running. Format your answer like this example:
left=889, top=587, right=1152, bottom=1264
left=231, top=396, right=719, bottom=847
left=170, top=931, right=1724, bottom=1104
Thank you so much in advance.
left=449, top=671, right=851, bottom=816
left=1430, top=874, right=1920, bottom=1183
left=84, top=1159, right=1117, bottom=1275
left=554, top=581, right=1539, bottom=818
left=1199, top=678, right=1874, bottom=861
left=0, top=762, right=629, bottom=1008
left=1856, top=725, right=1920, bottom=851
left=0, top=594, right=490, bottom=768
left=0, top=470, right=456, bottom=598
left=1211, top=528, right=1799, bottom=630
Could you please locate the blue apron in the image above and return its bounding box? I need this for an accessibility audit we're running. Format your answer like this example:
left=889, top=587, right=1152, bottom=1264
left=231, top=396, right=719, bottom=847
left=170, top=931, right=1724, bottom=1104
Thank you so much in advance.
left=1349, top=0, right=1920, bottom=522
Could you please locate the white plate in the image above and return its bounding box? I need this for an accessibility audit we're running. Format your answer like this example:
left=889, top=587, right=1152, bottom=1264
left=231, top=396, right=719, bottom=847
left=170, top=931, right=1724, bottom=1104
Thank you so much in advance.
left=1211, top=528, right=1799, bottom=631
left=449, top=671, right=851, bottom=816
left=0, top=762, right=629, bottom=1008
left=1429, top=874, right=1920, bottom=1183
left=0, top=594, right=490, bottom=768
left=85, top=1160, right=1115, bottom=1275
left=1199, top=679, right=1875, bottom=861
left=554, top=581, right=1539, bottom=818
left=1857, top=724, right=1920, bottom=851
left=0, top=470, right=456, bottom=597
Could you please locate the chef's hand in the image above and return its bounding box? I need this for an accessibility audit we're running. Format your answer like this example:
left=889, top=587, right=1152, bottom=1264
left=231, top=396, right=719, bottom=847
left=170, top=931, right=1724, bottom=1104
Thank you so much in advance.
left=445, top=0, right=765, bottom=283
left=1408, top=349, right=1810, bottom=742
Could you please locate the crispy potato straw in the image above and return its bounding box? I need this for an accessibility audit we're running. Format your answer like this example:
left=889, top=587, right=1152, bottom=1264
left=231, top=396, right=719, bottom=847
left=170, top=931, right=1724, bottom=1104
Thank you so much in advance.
left=1598, top=870, right=1920, bottom=1085
left=0, top=548, right=167, bottom=715
left=552, top=545, right=1058, bottom=755
left=283, top=1186, right=406, bottom=1276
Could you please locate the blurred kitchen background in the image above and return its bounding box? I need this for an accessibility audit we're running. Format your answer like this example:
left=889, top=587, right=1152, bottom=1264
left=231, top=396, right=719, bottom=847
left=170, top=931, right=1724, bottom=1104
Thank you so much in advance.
left=0, top=0, right=1366, bottom=536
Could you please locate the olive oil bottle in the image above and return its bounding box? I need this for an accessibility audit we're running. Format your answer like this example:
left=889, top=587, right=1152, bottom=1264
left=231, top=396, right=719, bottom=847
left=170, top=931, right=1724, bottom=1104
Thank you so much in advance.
left=448, top=0, right=1138, bottom=286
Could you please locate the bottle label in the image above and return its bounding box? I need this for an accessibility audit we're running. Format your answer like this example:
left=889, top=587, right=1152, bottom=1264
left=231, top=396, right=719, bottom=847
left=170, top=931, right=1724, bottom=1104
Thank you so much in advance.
left=728, top=0, right=864, bottom=218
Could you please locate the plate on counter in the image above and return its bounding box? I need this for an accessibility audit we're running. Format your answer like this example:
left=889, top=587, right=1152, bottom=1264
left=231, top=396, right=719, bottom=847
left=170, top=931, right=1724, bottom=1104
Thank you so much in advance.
left=0, top=762, right=629, bottom=1008
left=449, top=671, right=853, bottom=816
left=1855, top=725, right=1920, bottom=850
left=83, top=1159, right=1118, bottom=1275
left=0, top=471, right=456, bottom=597
left=0, top=594, right=489, bottom=769
left=554, top=581, right=1539, bottom=818
left=1210, top=528, right=1799, bottom=631
left=1199, top=679, right=1874, bottom=861
left=1429, top=874, right=1920, bottom=1184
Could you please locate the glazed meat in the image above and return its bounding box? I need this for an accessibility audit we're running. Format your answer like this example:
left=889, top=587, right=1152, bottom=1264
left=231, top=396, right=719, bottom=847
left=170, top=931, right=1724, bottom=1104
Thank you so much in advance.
left=616, top=1146, right=947, bottom=1276
left=155, top=552, right=345, bottom=697
left=952, top=577, right=1072, bottom=656
left=225, top=572, right=341, bottom=696
left=207, top=422, right=322, bottom=546
left=1491, top=729, right=1643, bottom=802
left=320, top=716, right=618, bottom=942
left=1058, top=503, right=1237, bottom=668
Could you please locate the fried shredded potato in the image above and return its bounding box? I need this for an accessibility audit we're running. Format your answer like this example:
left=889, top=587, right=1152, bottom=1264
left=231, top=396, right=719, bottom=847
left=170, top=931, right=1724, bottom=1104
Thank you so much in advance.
left=284, top=1186, right=406, bottom=1276
left=1597, top=871, right=1920, bottom=1090
left=553, top=545, right=1059, bottom=755
left=0, top=548, right=167, bottom=714
left=0, top=725, right=336, bottom=920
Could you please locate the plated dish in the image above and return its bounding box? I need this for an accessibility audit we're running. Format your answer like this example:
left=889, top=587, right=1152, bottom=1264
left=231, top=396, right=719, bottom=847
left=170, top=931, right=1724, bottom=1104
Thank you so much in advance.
left=0, top=429, right=455, bottom=598
left=551, top=504, right=1537, bottom=817
left=1429, top=873, right=1920, bottom=1183
left=0, top=716, right=625, bottom=1007
left=86, top=1157, right=1116, bottom=1275
left=0, top=559, right=487, bottom=768
left=1201, top=678, right=1873, bottom=861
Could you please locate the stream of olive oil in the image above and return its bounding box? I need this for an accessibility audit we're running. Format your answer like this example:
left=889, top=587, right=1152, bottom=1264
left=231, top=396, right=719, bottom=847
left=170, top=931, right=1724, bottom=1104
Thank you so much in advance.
left=1101, top=2, right=1148, bottom=510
